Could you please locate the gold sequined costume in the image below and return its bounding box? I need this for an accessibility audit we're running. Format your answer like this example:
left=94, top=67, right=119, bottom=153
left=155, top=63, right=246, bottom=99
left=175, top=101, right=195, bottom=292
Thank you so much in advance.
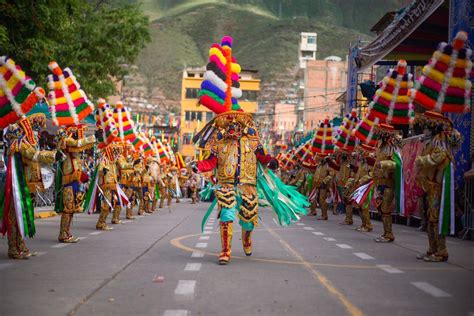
left=56, top=126, right=95, bottom=243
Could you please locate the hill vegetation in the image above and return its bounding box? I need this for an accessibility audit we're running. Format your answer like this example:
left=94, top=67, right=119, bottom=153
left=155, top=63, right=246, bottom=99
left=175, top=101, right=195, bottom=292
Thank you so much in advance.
left=134, top=0, right=406, bottom=100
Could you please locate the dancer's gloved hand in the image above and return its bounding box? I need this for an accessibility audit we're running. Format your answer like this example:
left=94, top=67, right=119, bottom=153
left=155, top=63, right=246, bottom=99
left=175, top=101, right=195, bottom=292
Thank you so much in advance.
left=267, top=158, right=279, bottom=170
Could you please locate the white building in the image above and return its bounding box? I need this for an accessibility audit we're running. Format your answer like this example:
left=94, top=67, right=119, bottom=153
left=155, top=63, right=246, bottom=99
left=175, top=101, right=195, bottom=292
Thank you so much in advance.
left=299, top=32, right=317, bottom=69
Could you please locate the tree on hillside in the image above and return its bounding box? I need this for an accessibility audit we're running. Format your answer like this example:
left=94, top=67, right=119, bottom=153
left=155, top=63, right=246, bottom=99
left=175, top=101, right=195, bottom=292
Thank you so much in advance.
left=0, top=0, right=150, bottom=97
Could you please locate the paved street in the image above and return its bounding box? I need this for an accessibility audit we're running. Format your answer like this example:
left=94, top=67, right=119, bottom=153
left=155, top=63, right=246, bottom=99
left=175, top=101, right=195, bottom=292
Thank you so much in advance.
left=1, top=200, right=473, bottom=316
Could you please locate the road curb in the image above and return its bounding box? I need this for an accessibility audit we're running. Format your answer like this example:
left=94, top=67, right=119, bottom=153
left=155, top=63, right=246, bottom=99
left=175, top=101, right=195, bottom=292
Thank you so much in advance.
left=34, top=211, right=57, bottom=220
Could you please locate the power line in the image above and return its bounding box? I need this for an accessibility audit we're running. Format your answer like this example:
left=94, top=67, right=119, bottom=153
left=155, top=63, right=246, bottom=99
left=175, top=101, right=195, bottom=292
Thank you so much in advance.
left=256, top=102, right=343, bottom=117
left=256, top=91, right=344, bottom=103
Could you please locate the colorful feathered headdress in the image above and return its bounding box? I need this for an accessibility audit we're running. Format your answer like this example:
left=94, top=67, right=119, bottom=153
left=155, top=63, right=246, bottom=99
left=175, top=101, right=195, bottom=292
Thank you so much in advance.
left=199, top=36, right=242, bottom=114
left=369, top=60, right=414, bottom=125
left=47, top=61, right=94, bottom=126
left=113, top=101, right=137, bottom=143
left=334, top=109, right=359, bottom=152
left=95, top=98, right=119, bottom=148
left=0, top=56, right=45, bottom=129
left=311, top=119, right=334, bottom=156
left=411, top=31, right=472, bottom=114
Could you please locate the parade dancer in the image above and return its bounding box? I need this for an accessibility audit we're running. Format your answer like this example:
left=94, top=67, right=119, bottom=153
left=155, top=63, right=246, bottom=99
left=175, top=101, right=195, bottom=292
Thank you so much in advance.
left=410, top=31, right=470, bottom=262
left=353, top=145, right=376, bottom=232
left=0, top=57, right=53, bottom=259
left=192, top=36, right=307, bottom=265
left=414, top=113, right=460, bottom=261
left=47, top=61, right=95, bottom=243
left=372, top=124, right=404, bottom=243
left=95, top=145, right=121, bottom=230
left=116, top=142, right=136, bottom=219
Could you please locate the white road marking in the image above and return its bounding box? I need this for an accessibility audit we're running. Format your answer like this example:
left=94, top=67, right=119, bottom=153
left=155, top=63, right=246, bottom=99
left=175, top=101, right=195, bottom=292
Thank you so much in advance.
left=323, top=237, right=336, bottom=241
left=175, top=280, right=196, bottom=296
left=411, top=282, right=451, bottom=297
left=78, top=236, right=88, bottom=240
left=89, top=231, right=102, bottom=235
left=36, top=251, right=47, bottom=256
left=376, top=265, right=403, bottom=274
left=0, top=263, right=12, bottom=270
left=203, top=231, right=212, bottom=234
left=296, top=223, right=305, bottom=226
left=303, top=227, right=314, bottom=231
left=199, top=236, right=210, bottom=240
left=184, top=263, right=202, bottom=271
left=123, top=220, right=131, bottom=224
left=353, top=252, right=375, bottom=260
left=195, top=243, right=208, bottom=248
left=191, top=252, right=204, bottom=258
left=163, top=310, right=189, bottom=316
left=336, top=244, right=352, bottom=249
left=312, top=232, right=325, bottom=236
left=51, top=243, right=68, bottom=248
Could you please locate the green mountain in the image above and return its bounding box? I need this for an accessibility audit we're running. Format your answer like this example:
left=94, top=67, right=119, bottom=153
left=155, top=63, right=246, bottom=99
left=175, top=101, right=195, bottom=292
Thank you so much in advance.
left=135, top=0, right=406, bottom=101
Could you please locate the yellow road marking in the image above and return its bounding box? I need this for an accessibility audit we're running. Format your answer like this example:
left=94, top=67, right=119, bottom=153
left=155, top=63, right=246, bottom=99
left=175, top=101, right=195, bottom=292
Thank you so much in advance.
left=170, top=232, right=460, bottom=271
left=263, top=223, right=364, bottom=316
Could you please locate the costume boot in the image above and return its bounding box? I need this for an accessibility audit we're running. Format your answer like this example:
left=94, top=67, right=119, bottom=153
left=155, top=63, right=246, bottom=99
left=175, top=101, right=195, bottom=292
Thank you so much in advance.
left=242, top=229, right=253, bottom=256
left=126, top=206, right=135, bottom=220
left=97, top=206, right=113, bottom=230
left=138, top=200, right=145, bottom=215
left=7, top=208, right=28, bottom=259
left=318, top=190, right=328, bottom=220
left=425, top=227, right=448, bottom=262
left=341, top=205, right=353, bottom=225
left=357, top=207, right=373, bottom=232
left=59, top=214, right=79, bottom=243
left=219, top=222, right=233, bottom=265
left=375, top=215, right=394, bottom=242
left=418, top=223, right=436, bottom=259
left=18, top=237, right=36, bottom=258
left=7, top=225, right=28, bottom=259
left=112, top=205, right=123, bottom=224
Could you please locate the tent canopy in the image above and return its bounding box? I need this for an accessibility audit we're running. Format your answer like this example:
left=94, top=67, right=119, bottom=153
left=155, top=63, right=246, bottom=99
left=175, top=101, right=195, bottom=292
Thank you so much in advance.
left=355, top=0, right=448, bottom=71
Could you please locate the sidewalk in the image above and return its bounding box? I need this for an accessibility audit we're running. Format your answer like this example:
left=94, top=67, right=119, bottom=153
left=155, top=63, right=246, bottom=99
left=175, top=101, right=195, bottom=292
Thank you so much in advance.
left=34, top=205, right=57, bottom=219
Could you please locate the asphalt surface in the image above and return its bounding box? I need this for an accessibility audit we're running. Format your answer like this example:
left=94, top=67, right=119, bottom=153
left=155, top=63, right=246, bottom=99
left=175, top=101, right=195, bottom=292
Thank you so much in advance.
left=1, top=200, right=473, bottom=316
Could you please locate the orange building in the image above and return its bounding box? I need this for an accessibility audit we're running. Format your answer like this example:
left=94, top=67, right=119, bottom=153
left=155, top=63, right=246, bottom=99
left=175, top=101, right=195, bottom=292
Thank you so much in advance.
left=304, top=57, right=347, bottom=129
left=179, top=67, right=260, bottom=158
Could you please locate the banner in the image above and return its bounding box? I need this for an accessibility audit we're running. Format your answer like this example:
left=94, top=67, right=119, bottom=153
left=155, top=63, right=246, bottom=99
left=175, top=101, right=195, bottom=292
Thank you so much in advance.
left=401, top=135, right=425, bottom=218
left=448, top=0, right=473, bottom=190
left=41, top=167, right=54, bottom=189
left=355, top=0, right=444, bottom=71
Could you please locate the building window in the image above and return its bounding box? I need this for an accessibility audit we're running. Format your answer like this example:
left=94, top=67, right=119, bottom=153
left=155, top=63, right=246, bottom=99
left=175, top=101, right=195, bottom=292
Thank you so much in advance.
left=302, top=51, right=314, bottom=58
left=241, top=90, right=258, bottom=101
left=206, top=112, right=214, bottom=122
left=183, top=133, right=193, bottom=145
left=307, top=36, right=316, bottom=44
left=185, top=88, right=200, bottom=99
left=184, top=111, right=203, bottom=121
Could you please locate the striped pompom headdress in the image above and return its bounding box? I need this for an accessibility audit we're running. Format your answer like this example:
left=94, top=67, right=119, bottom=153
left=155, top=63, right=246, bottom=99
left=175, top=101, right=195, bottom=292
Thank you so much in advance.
left=311, top=119, right=334, bottom=156
left=113, top=101, right=139, bottom=143
left=411, top=31, right=472, bottom=114
left=47, top=61, right=94, bottom=126
left=199, top=36, right=243, bottom=114
left=352, top=114, right=378, bottom=147
left=334, top=109, right=359, bottom=152
left=0, top=56, right=45, bottom=129
left=368, top=60, right=414, bottom=125
left=95, top=99, right=118, bottom=148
